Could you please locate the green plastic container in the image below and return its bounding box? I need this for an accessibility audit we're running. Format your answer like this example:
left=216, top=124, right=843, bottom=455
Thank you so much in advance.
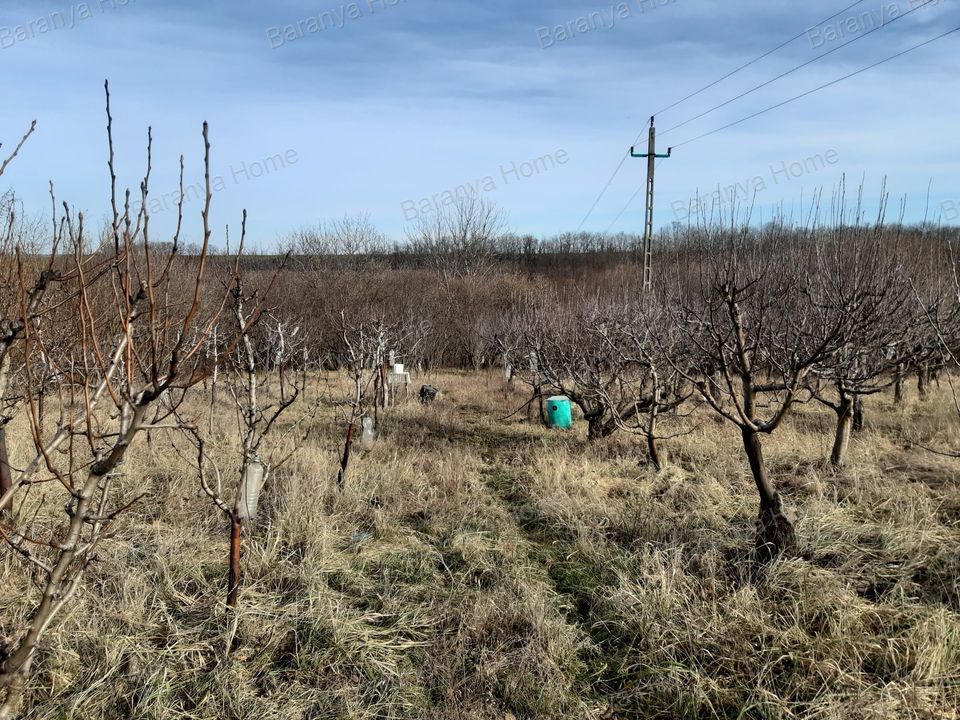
left=546, top=396, right=573, bottom=430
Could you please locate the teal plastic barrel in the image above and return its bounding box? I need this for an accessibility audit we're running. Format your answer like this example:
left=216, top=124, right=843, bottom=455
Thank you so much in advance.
left=546, top=396, right=573, bottom=430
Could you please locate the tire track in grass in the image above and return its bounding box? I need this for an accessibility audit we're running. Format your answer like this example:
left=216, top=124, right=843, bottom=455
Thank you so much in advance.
left=416, top=404, right=634, bottom=710
left=455, top=416, right=634, bottom=709
left=408, top=408, right=617, bottom=715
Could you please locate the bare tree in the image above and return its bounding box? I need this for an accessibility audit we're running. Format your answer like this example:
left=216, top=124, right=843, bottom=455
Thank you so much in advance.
left=598, top=301, right=692, bottom=471
left=291, top=212, right=386, bottom=271
left=0, top=87, right=246, bottom=717
left=523, top=298, right=687, bottom=447
left=910, top=232, right=960, bottom=456
left=481, top=299, right=527, bottom=388
left=808, top=217, right=917, bottom=467
left=187, top=230, right=311, bottom=608
left=406, top=195, right=506, bottom=283
left=670, top=222, right=847, bottom=562
left=331, top=312, right=403, bottom=490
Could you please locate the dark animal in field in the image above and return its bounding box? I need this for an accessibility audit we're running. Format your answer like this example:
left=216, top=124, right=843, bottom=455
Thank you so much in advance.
left=419, top=385, right=439, bottom=404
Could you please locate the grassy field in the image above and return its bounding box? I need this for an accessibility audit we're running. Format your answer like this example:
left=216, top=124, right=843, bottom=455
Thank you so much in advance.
left=2, top=371, right=958, bottom=719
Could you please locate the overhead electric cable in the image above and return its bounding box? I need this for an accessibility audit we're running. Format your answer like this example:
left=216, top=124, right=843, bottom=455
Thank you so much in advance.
left=651, top=0, right=869, bottom=117
left=603, top=24, right=960, bottom=229
left=671, top=24, right=959, bottom=151
left=659, top=0, right=938, bottom=137
left=576, top=0, right=881, bottom=230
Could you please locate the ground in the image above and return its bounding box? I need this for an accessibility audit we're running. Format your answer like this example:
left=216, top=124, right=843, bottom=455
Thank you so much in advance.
left=1, top=371, right=958, bottom=719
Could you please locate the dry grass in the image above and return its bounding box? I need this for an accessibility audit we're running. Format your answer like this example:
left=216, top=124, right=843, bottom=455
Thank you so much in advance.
left=2, top=371, right=958, bottom=719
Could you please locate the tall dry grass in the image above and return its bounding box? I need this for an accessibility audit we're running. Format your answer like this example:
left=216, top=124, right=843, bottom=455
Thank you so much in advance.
left=1, top=371, right=957, bottom=719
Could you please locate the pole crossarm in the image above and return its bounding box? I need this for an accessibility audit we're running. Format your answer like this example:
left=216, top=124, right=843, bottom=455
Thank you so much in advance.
left=630, top=146, right=672, bottom=159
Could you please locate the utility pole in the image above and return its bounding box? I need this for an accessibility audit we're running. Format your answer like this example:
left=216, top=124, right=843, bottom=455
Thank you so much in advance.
left=630, top=116, right=671, bottom=293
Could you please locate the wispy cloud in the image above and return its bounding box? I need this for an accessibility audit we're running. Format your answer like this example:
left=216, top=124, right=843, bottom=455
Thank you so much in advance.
left=1, top=0, right=957, bottom=242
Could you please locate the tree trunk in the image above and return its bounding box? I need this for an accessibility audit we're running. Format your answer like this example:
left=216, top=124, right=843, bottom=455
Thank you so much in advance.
left=227, top=514, right=242, bottom=609
left=586, top=413, right=615, bottom=442
left=852, top=396, right=864, bottom=432
left=742, top=428, right=796, bottom=563
left=917, top=364, right=929, bottom=401
left=378, top=363, right=389, bottom=410
left=529, top=375, right=547, bottom=426
left=646, top=385, right=663, bottom=472
left=0, top=427, right=12, bottom=516
left=587, top=416, right=603, bottom=442
left=646, top=434, right=662, bottom=472
left=337, top=422, right=355, bottom=492
left=894, top=365, right=904, bottom=405
left=830, top=395, right=854, bottom=468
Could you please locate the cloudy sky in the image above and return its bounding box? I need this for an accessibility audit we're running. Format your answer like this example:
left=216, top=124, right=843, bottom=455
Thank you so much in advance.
left=1, top=0, right=958, bottom=247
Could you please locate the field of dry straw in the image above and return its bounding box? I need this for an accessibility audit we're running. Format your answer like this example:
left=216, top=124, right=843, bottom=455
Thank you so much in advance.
left=1, top=371, right=958, bottom=719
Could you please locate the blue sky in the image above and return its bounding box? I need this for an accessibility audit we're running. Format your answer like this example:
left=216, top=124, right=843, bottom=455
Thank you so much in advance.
left=1, top=0, right=958, bottom=247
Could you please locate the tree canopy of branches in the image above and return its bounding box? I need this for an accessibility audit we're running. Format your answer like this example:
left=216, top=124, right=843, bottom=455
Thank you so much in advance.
left=522, top=298, right=688, bottom=462
left=670, top=222, right=851, bottom=562
left=406, top=195, right=506, bottom=283
left=807, top=211, right=918, bottom=467
left=0, top=86, right=253, bottom=718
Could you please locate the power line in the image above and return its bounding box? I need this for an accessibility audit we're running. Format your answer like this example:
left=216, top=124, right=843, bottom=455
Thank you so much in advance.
left=604, top=159, right=666, bottom=234
left=575, top=0, right=872, bottom=231
left=659, top=0, right=938, bottom=137
left=574, top=150, right=631, bottom=233
left=653, top=0, right=868, bottom=117
left=671, top=24, right=960, bottom=150
left=604, top=23, right=960, bottom=231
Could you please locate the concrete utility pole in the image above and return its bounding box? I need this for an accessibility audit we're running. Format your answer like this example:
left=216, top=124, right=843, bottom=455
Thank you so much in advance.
left=630, top=117, right=672, bottom=293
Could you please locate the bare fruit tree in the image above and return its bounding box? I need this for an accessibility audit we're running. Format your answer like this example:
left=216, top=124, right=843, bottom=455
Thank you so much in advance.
left=331, top=311, right=406, bottom=490
left=669, top=223, right=847, bottom=562
left=526, top=299, right=685, bottom=444
left=597, top=300, right=692, bottom=471
left=808, top=218, right=916, bottom=467
left=911, top=232, right=960, bottom=456
left=0, top=89, right=245, bottom=717
left=187, top=227, right=311, bottom=608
